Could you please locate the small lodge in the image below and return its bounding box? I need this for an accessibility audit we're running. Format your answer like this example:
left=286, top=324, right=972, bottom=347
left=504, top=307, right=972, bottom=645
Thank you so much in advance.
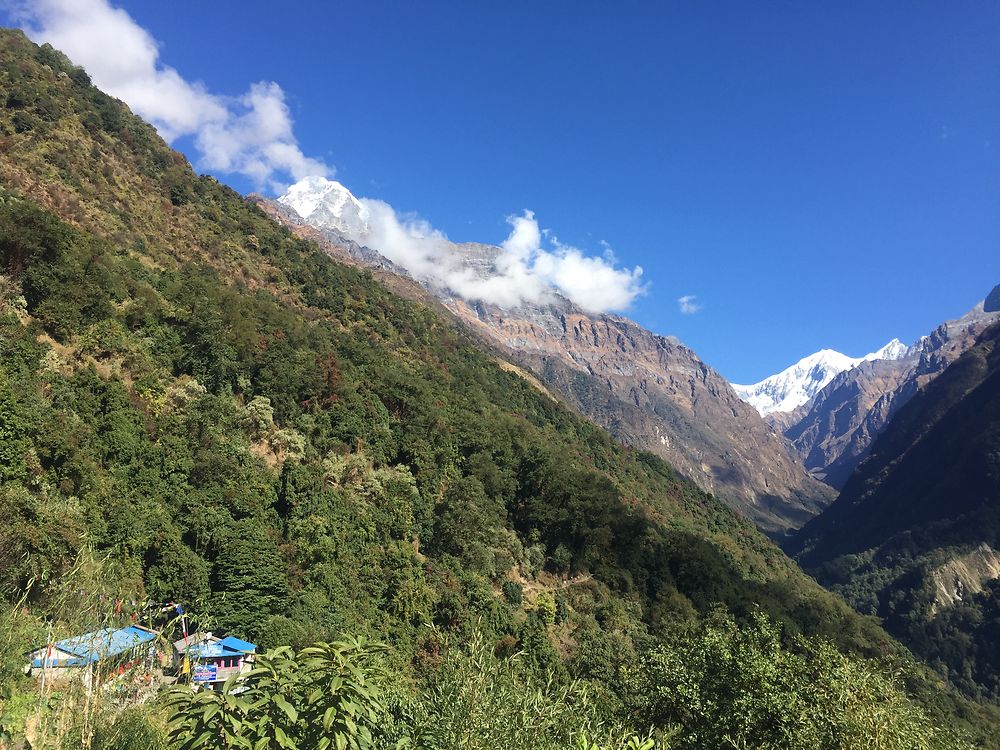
left=29, top=625, right=159, bottom=685
left=28, top=624, right=256, bottom=692
left=173, top=632, right=256, bottom=689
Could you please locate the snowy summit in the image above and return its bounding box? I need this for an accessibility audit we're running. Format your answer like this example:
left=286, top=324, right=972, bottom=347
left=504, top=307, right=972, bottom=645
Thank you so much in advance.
left=278, top=176, right=371, bottom=239
left=732, top=339, right=910, bottom=415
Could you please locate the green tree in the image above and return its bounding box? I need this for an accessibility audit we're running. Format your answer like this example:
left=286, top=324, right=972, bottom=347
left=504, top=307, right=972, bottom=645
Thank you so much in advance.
left=627, top=610, right=963, bottom=750
left=211, top=521, right=290, bottom=643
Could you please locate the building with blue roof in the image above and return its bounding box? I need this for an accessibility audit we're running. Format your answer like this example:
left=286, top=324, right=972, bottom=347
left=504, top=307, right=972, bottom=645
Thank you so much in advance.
left=29, top=625, right=159, bottom=682
left=172, top=631, right=256, bottom=689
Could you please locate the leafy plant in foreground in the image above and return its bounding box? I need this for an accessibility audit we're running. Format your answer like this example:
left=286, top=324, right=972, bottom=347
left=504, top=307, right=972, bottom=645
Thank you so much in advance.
left=164, top=637, right=386, bottom=750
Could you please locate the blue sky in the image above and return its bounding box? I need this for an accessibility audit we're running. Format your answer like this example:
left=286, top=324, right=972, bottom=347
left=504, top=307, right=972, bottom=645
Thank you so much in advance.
left=6, top=1, right=999, bottom=383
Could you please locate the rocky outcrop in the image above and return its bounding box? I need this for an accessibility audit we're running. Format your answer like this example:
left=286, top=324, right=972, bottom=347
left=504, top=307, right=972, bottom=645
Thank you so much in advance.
left=787, top=320, right=1000, bottom=565
left=931, top=544, right=1000, bottom=615
left=440, top=296, right=835, bottom=534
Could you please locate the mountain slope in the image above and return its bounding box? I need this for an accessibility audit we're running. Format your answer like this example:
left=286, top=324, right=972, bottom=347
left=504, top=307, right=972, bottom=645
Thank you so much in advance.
left=780, top=301, right=1000, bottom=487
left=266, top=179, right=834, bottom=535
left=444, top=296, right=837, bottom=535
left=0, top=25, right=820, bottom=678
left=3, top=28, right=999, bottom=744
left=786, top=321, right=1000, bottom=699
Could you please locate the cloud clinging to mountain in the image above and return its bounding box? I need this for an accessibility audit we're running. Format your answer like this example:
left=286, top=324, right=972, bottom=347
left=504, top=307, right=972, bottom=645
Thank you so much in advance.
left=13, top=0, right=648, bottom=314
left=12, top=0, right=329, bottom=191
left=280, top=178, right=647, bottom=314
left=362, top=203, right=646, bottom=313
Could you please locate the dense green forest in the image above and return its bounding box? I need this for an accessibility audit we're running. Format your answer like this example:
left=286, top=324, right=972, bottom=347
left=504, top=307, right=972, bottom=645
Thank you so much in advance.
left=788, top=321, right=1000, bottom=703
left=0, top=27, right=997, bottom=749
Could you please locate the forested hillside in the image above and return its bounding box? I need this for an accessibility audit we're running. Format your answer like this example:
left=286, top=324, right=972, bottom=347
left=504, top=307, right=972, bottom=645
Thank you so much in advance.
left=0, top=28, right=996, bottom=749
left=261, top=184, right=836, bottom=537
left=789, top=322, right=1000, bottom=701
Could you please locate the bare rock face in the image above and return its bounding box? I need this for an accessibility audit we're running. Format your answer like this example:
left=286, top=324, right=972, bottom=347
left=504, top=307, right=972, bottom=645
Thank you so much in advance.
left=782, top=302, right=1000, bottom=488
left=256, top=197, right=833, bottom=535
left=930, top=544, right=1000, bottom=615
left=443, top=297, right=835, bottom=534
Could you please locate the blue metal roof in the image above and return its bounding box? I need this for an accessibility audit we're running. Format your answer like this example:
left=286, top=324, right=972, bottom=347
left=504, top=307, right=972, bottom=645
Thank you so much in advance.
left=217, top=636, right=256, bottom=653
left=188, top=642, right=241, bottom=658
left=32, top=626, right=157, bottom=668
left=188, top=635, right=256, bottom=659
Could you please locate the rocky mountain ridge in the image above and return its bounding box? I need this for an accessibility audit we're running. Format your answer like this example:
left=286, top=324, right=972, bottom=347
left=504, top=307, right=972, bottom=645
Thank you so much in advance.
left=259, top=181, right=835, bottom=534
left=784, top=319, right=1000, bottom=699
left=4, top=24, right=1000, bottom=741
left=778, top=298, right=1000, bottom=487
left=445, top=297, right=837, bottom=534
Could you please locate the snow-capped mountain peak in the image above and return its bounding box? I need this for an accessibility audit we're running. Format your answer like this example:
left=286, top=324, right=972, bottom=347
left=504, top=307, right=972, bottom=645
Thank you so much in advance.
left=278, top=176, right=370, bottom=239
left=866, top=337, right=908, bottom=361
left=732, top=339, right=911, bottom=416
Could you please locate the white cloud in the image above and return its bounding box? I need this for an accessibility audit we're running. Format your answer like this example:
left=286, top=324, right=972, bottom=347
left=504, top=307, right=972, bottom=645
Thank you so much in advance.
left=678, top=295, right=702, bottom=314
left=12, top=0, right=649, bottom=314
left=12, top=0, right=330, bottom=191
left=195, top=82, right=330, bottom=193
left=345, top=194, right=645, bottom=313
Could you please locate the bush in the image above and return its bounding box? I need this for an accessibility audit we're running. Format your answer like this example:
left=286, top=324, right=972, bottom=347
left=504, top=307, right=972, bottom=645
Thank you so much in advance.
left=91, top=708, right=167, bottom=750
left=501, top=580, right=523, bottom=606
left=627, top=610, right=964, bottom=750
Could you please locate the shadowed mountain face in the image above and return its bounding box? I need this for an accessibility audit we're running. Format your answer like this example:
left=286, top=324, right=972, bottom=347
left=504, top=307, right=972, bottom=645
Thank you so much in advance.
left=259, top=198, right=834, bottom=535
left=777, top=300, right=1000, bottom=488
left=785, top=322, right=1000, bottom=699
left=986, top=283, right=1000, bottom=313
left=443, top=295, right=835, bottom=535
left=789, top=320, right=1000, bottom=565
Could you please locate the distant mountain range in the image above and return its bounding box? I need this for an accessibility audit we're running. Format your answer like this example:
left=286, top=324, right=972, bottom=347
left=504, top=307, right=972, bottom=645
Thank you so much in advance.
left=266, top=177, right=1000, bottom=538
left=733, top=340, right=911, bottom=415
left=261, top=177, right=836, bottom=534
left=735, top=295, right=1000, bottom=488
left=5, top=25, right=1000, bottom=743
left=277, top=173, right=1000, bottom=704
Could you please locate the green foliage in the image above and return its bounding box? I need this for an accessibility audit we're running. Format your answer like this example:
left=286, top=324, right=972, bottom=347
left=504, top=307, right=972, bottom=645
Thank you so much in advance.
left=0, top=590, right=36, bottom=703
left=211, top=522, right=291, bottom=645
left=501, top=580, right=523, bottom=606
left=164, top=633, right=664, bottom=750
left=165, top=638, right=386, bottom=750
left=145, top=535, right=211, bottom=608
left=90, top=709, right=168, bottom=750
left=534, top=591, right=557, bottom=627
left=163, top=617, right=959, bottom=750
left=401, top=634, right=596, bottom=749
left=627, top=610, right=964, bottom=750
left=0, top=197, right=117, bottom=339
left=0, top=371, right=35, bottom=483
